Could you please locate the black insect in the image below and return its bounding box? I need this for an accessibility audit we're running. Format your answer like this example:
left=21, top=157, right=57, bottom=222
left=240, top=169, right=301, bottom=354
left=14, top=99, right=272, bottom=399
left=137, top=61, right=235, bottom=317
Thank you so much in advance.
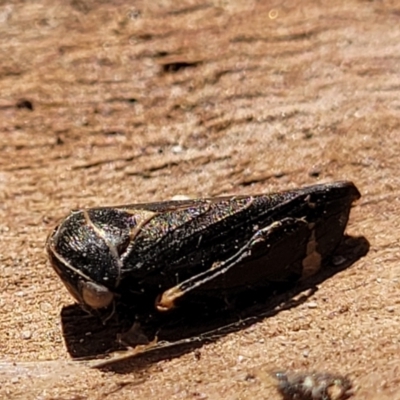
left=273, top=370, right=353, bottom=400
left=46, top=181, right=360, bottom=317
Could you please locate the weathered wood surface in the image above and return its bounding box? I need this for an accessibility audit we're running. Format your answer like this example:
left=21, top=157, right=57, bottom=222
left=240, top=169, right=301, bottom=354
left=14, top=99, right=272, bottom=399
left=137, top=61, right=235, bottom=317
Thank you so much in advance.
left=0, top=1, right=399, bottom=398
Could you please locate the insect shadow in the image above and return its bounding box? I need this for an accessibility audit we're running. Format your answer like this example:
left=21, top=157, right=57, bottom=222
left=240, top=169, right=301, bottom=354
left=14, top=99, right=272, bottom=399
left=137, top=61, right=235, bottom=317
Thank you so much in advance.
left=60, top=235, right=369, bottom=372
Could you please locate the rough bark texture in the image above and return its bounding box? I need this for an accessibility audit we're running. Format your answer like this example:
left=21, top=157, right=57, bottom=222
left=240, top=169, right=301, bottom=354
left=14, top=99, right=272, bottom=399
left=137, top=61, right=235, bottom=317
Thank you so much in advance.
left=1, top=1, right=399, bottom=399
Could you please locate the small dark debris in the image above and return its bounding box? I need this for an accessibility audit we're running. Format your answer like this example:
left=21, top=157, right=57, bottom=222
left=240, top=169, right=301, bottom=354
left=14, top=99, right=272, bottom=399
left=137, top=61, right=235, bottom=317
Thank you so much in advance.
left=303, top=131, right=313, bottom=139
left=273, top=371, right=353, bottom=400
left=16, top=99, right=33, bottom=111
left=167, top=4, right=211, bottom=16
left=106, top=97, right=137, bottom=104
left=161, top=61, right=202, bottom=73
left=194, top=349, right=201, bottom=360
left=155, top=50, right=169, bottom=58
left=137, top=33, right=153, bottom=41
left=103, top=131, right=125, bottom=137
left=309, top=168, right=321, bottom=178
left=70, top=0, right=91, bottom=14
left=244, top=373, right=256, bottom=381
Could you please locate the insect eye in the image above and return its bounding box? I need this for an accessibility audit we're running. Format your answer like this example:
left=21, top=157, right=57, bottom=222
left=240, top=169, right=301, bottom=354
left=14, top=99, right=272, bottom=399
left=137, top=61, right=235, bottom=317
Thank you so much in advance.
left=79, top=280, right=114, bottom=309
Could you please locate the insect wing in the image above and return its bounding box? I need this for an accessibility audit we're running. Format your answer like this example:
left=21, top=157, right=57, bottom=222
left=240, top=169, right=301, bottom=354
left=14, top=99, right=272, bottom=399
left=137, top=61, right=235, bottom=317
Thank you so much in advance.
left=156, top=217, right=310, bottom=310
left=155, top=181, right=360, bottom=310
